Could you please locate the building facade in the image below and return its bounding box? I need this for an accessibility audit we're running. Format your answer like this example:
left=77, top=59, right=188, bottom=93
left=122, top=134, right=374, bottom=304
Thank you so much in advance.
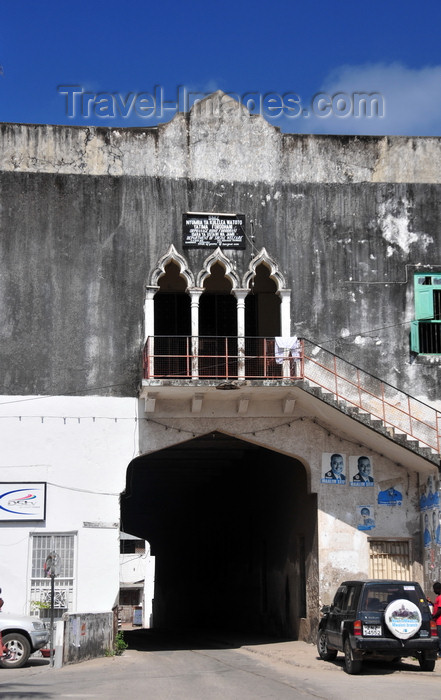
left=0, top=92, right=440, bottom=641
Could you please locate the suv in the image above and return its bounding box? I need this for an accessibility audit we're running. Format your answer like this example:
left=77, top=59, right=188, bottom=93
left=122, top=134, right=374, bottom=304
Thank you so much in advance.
left=317, top=580, right=439, bottom=674
left=0, top=613, right=50, bottom=668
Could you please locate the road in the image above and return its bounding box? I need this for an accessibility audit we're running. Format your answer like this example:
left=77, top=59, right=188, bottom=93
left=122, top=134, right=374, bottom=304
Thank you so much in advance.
left=1, top=629, right=441, bottom=700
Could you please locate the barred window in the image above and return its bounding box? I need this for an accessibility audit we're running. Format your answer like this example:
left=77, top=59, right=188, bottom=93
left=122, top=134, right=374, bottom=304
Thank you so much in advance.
left=369, top=538, right=412, bottom=580
left=29, top=533, right=76, bottom=620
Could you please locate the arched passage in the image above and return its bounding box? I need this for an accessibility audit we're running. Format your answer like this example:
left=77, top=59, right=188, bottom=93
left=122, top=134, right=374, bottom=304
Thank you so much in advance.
left=245, top=263, right=281, bottom=338
left=121, top=432, right=317, bottom=638
left=154, top=260, right=190, bottom=336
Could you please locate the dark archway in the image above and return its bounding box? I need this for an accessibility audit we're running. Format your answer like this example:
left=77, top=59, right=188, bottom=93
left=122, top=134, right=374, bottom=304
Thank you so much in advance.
left=153, top=260, right=191, bottom=377
left=199, top=262, right=237, bottom=378
left=245, top=262, right=281, bottom=338
left=121, top=432, right=317, bottom=639
left=154, top=260, right=191, bottom=336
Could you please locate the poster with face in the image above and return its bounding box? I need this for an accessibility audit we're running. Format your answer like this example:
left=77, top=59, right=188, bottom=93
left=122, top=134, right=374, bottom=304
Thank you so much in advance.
left=321, top=453, right=346, bottom=484
left=357, top=505, right=375, bottom=530
left=420, top=475, right=440, bottom=511
left=349, top=455, right=374, bottom=486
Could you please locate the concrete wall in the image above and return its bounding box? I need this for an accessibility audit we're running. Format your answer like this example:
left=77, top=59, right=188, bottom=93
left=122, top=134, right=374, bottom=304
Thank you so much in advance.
left=0, top=170, right=440, bottom=401
left=2, top=94, right=441, bottom=184
left=62, top=611, right=113, bottom=665
left=1, top=95, right=441, bottom=404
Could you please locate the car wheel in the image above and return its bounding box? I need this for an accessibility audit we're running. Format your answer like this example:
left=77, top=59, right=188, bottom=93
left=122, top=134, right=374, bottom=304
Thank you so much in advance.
left=317, top=629, right=337, bottom=661
left=0, top=633, right=31, bottom=668
left=344, top=638, right=362, bottom=675
left=418, top=652, right=436, bottom=672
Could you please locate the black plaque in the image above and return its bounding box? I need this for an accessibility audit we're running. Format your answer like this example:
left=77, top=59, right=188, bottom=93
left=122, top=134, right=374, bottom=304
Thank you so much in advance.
left=183, top=213, right=246, bottom=249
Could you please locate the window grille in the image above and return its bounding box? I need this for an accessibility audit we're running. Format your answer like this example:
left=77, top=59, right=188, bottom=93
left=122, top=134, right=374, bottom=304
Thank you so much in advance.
left=29, top=533, right=75, bottom=620
left=369, top=539, right=412, bottom=580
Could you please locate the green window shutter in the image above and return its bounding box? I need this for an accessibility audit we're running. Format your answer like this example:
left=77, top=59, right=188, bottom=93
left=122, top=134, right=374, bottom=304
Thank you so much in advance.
left=415, top=287, right=434, bottom=320
left=410, top=321, right=420, bottom=353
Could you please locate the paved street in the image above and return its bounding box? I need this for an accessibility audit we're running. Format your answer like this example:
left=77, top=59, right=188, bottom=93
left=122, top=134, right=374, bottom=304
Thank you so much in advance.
left=2, top=630, right=441, bottom=700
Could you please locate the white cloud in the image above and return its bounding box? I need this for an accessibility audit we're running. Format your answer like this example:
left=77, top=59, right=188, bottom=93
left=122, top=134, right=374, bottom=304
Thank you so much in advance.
left=277, top=63, right=441, bottom=136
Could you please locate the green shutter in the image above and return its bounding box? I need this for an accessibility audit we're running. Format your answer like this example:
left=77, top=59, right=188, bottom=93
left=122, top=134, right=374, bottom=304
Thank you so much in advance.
left=415, top=287, right=434, bottom=320
left=410, top=321, right=420, bottom=353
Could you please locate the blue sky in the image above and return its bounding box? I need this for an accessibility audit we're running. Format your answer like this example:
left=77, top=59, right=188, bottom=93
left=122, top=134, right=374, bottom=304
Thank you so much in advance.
left=1, top=0, right=441, bottom=135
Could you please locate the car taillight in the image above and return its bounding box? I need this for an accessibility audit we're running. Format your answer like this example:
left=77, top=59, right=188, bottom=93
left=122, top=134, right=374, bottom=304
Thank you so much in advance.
left=430, top=620, right=438, bottom=637
left=354, top=620, right=362, bottom=636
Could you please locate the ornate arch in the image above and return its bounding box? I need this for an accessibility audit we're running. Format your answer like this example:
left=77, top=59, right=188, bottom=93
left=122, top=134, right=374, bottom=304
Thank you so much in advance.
left=242, top=247, right=287, bottom=292
left=150, top=244, right=195, bottom=289
left=196, top=247, right=241, bottom=289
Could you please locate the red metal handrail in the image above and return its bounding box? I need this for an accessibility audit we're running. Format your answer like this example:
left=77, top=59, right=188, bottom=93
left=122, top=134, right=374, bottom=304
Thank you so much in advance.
left=143, top=336, right=302, bottom=381
left=302, top=339, right=441, bottom=455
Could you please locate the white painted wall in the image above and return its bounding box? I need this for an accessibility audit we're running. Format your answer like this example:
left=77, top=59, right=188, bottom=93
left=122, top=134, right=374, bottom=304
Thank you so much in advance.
left=0, top=395, right=139, bottom=615
left=119, top=545, right=156, bottom=627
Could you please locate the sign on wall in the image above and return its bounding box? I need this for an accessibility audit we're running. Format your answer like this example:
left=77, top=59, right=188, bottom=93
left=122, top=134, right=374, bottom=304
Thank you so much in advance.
left=320, top=452, right=346, bottom=484
left=377, top=485, right=403, bottom=505
left=349, top=455, right=374, bottom=486
left=183, top=212, right=246, bottom=249
left=357, top=505, right=375, bottom=531
left=0, top=482, right=47, bottom=521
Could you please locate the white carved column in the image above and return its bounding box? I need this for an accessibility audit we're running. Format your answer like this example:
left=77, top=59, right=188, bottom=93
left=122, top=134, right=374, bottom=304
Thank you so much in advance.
left=144, top=286, right=159, bottom=378
left=278, top=289, right=292, bottom=337
left=278, top=289, right=292, bottom=378
left=233, top=289, right=249, bottom=380
left=144, top=286, right=159, bottom=343
left=190, top=289, right=203, bottom=378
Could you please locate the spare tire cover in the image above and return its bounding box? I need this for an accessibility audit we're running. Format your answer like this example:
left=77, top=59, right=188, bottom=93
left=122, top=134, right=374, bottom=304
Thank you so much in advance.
left=384, top=599, right=422, bottom=639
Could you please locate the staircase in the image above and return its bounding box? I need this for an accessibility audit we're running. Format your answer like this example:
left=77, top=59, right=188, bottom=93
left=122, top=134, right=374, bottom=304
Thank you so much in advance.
left=299, top=340, right=441, bottom=466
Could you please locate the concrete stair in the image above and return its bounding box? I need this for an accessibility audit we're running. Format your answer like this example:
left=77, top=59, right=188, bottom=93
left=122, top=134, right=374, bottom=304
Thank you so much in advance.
left=295, top=378, right=440, bottom=466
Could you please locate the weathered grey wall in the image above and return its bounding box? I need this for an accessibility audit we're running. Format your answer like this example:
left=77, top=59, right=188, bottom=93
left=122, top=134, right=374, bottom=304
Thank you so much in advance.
left=1, top=94, right=441, bottom=399
left=62, top=611, right=113, bottom=665
left=1, top=167, right=440, bottom=398
left=3, top=94, right=441, bottom=184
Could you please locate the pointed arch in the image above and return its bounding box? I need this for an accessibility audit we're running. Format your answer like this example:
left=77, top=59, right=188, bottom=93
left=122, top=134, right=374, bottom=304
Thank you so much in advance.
left=150, top=244, right=195, bottom=289
left=197, top=247, right=241, bottom=290
left=242, top=247, right=287, bottom=292
left=121, top=430, right=317, bottom=638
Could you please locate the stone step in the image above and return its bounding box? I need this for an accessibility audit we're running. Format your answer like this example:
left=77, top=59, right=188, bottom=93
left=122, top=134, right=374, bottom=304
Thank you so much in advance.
left=297, top=378, right=441, bottom=464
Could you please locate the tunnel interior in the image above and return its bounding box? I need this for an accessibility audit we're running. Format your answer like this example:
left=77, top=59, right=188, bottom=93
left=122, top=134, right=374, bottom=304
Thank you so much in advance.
left=121, top=432, right=317, bottom=638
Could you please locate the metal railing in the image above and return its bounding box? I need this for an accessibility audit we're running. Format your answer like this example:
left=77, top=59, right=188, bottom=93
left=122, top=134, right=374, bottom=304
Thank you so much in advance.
left=302, top=339, right=441, bottom=455
left=143, top=336, right=441, bottom=454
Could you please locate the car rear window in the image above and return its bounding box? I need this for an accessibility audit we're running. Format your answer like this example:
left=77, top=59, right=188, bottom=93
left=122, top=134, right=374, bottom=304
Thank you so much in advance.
left=361, top=583, right=425, bottom=611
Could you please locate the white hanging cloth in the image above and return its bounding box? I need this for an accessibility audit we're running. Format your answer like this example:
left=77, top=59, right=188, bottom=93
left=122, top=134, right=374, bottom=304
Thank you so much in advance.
left=274, top=336, right=301, bottom=364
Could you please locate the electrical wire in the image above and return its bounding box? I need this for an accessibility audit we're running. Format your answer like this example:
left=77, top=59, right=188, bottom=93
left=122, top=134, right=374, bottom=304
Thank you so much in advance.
left=0, top=383, right=130, bottom=407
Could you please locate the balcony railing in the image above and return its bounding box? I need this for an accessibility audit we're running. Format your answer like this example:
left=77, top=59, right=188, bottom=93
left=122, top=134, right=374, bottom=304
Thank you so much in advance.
left=143, top=335, right=441, bottom=455
left=143, top=336, right=303, bottom=380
